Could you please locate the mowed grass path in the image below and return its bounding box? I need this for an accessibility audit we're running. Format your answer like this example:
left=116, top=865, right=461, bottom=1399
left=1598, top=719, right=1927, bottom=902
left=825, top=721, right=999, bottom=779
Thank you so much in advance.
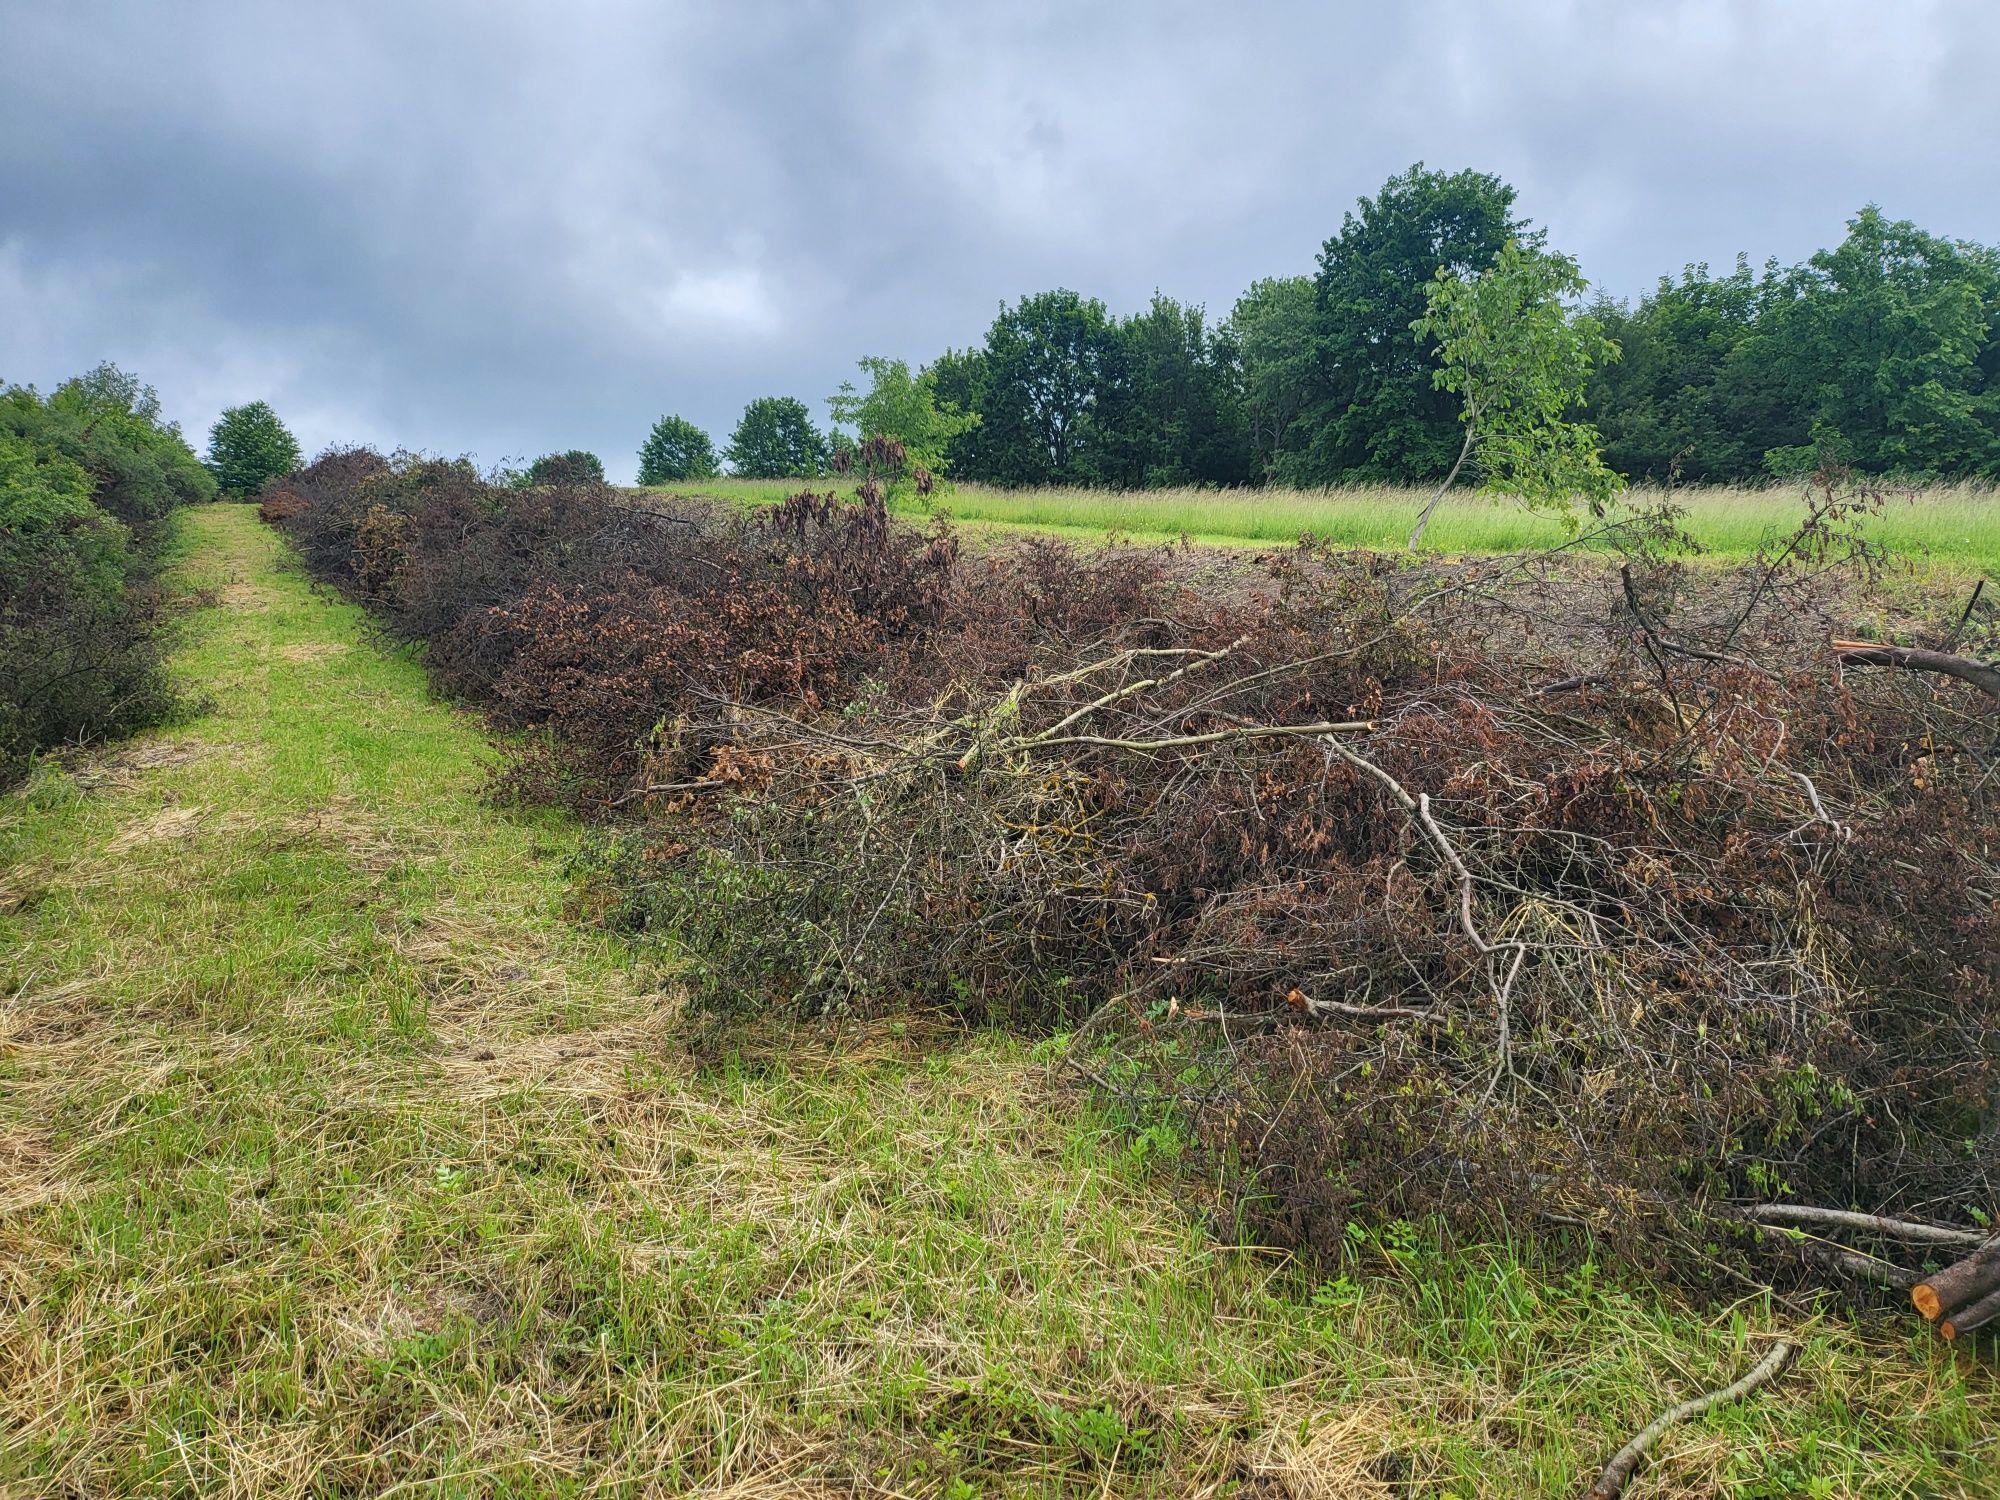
left=1, top=505, right=1992, bottom=1496
left=647, top=477, right=2000, bottom=574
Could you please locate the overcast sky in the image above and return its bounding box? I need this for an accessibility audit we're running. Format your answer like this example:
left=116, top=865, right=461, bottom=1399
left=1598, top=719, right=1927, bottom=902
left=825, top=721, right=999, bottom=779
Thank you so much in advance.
left=4, top=1, right=1998, bottom=482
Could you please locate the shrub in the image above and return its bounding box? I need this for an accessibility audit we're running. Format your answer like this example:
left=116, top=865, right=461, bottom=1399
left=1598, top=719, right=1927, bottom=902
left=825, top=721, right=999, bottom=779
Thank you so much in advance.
left=526, top=449, right=606, bottom=485
left=0, top=368, right=206, bottom=783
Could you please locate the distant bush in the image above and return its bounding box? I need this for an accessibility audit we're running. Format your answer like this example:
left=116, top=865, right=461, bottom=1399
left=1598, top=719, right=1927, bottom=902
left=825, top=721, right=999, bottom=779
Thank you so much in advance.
left=636, top=415, right=718, bottom=484
left=526, top=449, right=606, bottom=486
left=206, top=400, right=301, bottom=498
left=1, top=367, right=211, bottom=782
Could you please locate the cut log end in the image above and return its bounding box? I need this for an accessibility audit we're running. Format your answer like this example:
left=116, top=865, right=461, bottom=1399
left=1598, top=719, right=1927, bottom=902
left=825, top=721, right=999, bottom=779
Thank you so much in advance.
left=1941, top=1285, right=2000, bottom=1343
left=1912, top=1235, right=2000, bottom=1333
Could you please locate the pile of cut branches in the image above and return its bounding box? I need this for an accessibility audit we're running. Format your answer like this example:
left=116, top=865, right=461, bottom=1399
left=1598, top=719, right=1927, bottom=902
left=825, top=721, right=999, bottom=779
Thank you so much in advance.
left=267, top=456, right=1998, bottom=1291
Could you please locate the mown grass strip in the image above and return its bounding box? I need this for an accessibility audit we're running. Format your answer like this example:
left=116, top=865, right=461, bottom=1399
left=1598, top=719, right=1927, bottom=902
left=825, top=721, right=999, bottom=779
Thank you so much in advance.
left=0, top=504, right=1990, bottom=1496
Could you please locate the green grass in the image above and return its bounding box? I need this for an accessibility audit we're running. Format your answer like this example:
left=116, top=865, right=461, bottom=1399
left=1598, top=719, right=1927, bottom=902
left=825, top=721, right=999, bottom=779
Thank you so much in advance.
left=646, top=476, right=2000, bottom=573
left=1, top=504, right=1993, bottom=1495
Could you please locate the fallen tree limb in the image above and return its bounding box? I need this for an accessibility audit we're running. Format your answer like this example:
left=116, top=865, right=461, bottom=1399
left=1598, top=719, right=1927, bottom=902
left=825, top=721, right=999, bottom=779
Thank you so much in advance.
left=1621, top=565, right=1764, bottom=673
left=1737, top=1204, right=1988, bottom=1248
left=1585, top=1342, right=1801, bottom=1500
left=1798, top=1242, right=1920, bottom=1290
left=1832, top=640, right=2000, bottom=704
left=991, top=718, right=1376, bottom=760
left=608, top=777, right=730, bottom=808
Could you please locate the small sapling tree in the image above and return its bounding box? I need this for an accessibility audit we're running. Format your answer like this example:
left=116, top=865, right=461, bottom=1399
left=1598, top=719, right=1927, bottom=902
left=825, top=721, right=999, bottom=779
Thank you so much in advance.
left=827, top=357, right=977, bottom=502
left=1407, top=239, right=1621, bottom=549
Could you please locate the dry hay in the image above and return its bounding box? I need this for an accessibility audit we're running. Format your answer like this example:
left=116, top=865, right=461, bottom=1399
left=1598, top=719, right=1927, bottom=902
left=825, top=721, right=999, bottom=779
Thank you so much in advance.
left=103, top=801, right=207, bottom=853
left=271, top=794, right=408, bottom=873
left=275, top=641, right=350, bottom=664
left=1233, top=1401, right=1409, bottom=1498
left=67, top=736, right=210, bottom=791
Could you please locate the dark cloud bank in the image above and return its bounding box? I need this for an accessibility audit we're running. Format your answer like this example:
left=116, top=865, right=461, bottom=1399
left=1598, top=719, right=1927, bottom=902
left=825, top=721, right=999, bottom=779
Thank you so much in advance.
left=4, top=1, right=1997, bottom=481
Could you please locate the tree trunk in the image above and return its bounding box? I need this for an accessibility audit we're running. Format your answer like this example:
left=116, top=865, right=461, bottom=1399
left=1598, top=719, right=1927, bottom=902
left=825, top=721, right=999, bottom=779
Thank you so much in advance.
left=1407, top=421, right=1476, bottom=551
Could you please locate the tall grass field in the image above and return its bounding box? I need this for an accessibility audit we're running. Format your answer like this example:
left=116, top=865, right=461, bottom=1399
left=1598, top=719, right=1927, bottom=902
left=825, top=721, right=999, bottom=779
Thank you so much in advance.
left=643, top=477, right=2000, bottom=572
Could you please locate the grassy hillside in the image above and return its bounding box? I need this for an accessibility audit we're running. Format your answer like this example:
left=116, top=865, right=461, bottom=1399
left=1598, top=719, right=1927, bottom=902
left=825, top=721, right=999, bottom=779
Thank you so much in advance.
left=1, top=505, right=1992, bottom=1495
left=643, top=476, right=2000, bottom=571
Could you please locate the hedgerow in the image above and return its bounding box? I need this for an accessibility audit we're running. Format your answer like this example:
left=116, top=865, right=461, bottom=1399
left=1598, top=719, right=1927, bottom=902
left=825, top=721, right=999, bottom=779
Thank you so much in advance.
left=0, top=367, right=216, bottom=783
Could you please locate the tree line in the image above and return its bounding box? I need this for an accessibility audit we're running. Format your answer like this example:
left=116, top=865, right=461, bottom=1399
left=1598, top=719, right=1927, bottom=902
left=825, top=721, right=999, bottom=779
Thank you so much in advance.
left=636, top=164, right=2000, bottom=490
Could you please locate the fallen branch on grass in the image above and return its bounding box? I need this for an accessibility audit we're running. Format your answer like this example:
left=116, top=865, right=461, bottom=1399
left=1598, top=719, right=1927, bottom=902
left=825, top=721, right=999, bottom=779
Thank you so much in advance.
left=1737, top=1204, right=1989, bottom=1248
left=1832, top=640, right=2000, bottom=703
left=1585, top=1342, right=1801, bottom=1500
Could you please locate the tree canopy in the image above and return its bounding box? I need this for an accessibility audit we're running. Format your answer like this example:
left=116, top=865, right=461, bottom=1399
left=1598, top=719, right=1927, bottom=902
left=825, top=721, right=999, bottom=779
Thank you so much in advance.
left=1298, top=164, right=1525, bottom=485
left=637, top=415, right=719, bottom=484
left=826, top=357, right=977, bottom=486
left=725, top=397, right=829, bottom=478
left=1409, top=238, right=1621, bottom=546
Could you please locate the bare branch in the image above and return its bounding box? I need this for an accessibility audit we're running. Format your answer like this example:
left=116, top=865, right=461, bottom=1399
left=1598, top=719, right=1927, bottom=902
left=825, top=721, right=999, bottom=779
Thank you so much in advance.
left=1586, top=1343, right=1800, bottom=1500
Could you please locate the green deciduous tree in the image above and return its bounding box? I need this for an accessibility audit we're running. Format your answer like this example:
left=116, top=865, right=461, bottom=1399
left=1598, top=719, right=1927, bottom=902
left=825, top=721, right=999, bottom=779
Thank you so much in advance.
left=1228, top=276, right=1316, bottom=483
left=1584, top=258, right=1771, bottom=483
left=636, top=415, right=719, bottom=484
left=971, top=290, right=1115, bottom=484
left=924, top=347, right=992, bottom=478
left=1302, top=164, right=1525, bottom=485
left=826, top=357, right=977, bottom=490
left=725, top=396, right=830, bottom=478
left=1090, top=294, right=1251, bottom=488
left=1407, top=238, right=1622, bottom=548
left=206, top=400, right=302, bottom=499
left=527, top=449, right=606, bottom=485
left=1736, top=207, right=2000, bottom=478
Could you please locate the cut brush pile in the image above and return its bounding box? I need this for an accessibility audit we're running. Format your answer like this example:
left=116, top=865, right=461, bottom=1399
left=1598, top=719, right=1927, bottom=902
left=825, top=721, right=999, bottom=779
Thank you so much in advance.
left=265, top=452, right=1999, bottom=1303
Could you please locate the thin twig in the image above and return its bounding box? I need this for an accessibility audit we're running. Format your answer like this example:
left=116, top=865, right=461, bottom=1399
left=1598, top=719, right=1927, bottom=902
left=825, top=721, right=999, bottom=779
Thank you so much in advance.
left=1002, top=719, right=1375, bottom=758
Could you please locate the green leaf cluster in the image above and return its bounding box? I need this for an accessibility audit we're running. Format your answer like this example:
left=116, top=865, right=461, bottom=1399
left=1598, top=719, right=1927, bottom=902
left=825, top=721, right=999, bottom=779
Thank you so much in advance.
left=1413, top=238, right=1622, bottom=536
left=826, top=357, right=977, bottom=489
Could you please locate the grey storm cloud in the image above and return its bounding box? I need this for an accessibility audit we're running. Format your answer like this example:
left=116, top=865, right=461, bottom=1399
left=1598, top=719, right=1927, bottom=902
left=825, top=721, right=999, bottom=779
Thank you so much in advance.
left=4, top=0, right=1998, bottom=481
